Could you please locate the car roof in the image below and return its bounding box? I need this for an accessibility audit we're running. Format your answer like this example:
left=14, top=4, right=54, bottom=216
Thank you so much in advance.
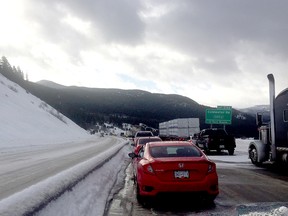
left=137, top=136, right=161, bottom=140
left=136, top=130, right=153, bottom=134
left=147, top=141, right=192, bottom=147
left=136, top=137, right=162, bottom=145
left=135, top=131, right=153, bottom=136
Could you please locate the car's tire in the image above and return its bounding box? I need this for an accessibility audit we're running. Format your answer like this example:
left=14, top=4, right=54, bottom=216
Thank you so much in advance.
left=205, top=194, right=217, bottom=203
left=136, top=184, right=143, bottom=203
left=136, top=184, right=151, bottom=207
left=228, top=148, right=234, bottom=155
left=132, top=174, right=136, bottom=184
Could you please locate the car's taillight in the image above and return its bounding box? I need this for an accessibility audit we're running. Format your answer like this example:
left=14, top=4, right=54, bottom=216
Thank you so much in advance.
left=143, top=164, right=154, bottom=175
left=207, top=163, right=215, bottom=173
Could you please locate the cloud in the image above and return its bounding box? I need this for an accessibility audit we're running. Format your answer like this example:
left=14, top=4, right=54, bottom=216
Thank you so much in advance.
left=1, top=0, right=288, bottom=108
left=26, top=0, right=145, bottom=45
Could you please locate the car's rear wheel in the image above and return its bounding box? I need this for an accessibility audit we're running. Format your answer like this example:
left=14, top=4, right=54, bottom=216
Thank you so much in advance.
left=132, top=174, right=136, bottom=184
left=136, top=184, right=151, bottom=206
left=205, top=194, right=217, bottom=203
left=228, top=148, right=234, bottom=155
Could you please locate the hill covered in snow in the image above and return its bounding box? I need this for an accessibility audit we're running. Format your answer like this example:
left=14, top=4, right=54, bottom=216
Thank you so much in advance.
left=0, top=74, right=90, bottom=148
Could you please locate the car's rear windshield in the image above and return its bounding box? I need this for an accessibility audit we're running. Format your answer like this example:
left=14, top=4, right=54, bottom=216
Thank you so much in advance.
left=204, top=129, right=227, bottom=136
left=135, top=132, right=153, bottom=137
left=138, top=138, right=161, bottom=145
left=150, top=146, right=202, bottom=158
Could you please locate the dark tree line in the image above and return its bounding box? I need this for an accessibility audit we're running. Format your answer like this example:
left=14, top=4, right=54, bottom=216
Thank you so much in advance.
left=0, top=56, right=27, bottom=86
left=0, top=56, right=259, bottom=137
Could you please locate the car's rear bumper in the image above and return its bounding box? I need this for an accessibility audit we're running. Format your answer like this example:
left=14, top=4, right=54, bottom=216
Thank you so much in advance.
left=138, top=173, right=219, bottom=197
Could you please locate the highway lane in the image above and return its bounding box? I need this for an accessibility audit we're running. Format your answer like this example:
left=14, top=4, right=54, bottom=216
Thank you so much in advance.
left=0, top=136, right=124, bottom=200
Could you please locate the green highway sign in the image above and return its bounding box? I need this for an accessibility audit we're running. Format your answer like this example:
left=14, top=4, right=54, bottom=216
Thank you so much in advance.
left=217, top=106, right=232, bottom=110
left=205, top=108, right=232, bottom=125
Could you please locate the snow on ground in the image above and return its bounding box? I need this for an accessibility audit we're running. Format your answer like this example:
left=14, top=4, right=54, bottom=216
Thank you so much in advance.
left=0, top=74, right=90, bottom=148
left=0, top=74, right=287, bottom=215
left=0, top=73, right=130, bottom=215
left=0, top=141, right=129, bottom=216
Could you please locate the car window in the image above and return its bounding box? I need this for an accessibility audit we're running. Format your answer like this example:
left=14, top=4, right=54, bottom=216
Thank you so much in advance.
left=135, top=131, right=153, bottom=137
left=138, top=137, right=161, bottom=145
left=138, top=147, right=144, bottom=158
left=204, top=129, right=227, bottom=136
left=150, top=146, right=202, bottom=158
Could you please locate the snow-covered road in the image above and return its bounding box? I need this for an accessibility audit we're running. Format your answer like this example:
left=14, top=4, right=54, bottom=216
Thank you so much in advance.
left=0, top=136, right=129, bottom=216
left=0, top=136, right=124, bottom=200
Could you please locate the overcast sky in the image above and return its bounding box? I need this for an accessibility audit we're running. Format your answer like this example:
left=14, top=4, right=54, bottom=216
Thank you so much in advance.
left=1, top=0, right=288, bottom=108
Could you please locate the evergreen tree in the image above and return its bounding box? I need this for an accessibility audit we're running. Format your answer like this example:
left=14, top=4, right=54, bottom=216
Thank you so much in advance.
left=0, top=56, right=12, bottom=78
left=0, top=56, right=26, bottom=87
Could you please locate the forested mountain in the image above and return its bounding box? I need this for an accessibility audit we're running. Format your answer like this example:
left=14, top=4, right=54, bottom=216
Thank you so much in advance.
left=0, top=56, right=258, bottom=137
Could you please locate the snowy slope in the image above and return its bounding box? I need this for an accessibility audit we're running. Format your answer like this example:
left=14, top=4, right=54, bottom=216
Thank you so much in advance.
left=0, top=74, right=129, bottom=216
left=0, top=74, right=90, bottom=147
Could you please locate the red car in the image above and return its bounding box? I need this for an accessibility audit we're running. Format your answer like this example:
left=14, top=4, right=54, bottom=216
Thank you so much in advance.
left=133, top=131, right=154, bottom=145
left=133, top=136, right=162, bottom=154
left=128, top=141, right=219, bottom=203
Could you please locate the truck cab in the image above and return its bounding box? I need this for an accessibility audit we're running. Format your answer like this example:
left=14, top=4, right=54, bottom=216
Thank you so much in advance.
left=274, top=88, right=288, bottom=149
left=248, top=74, right=288, bottom=166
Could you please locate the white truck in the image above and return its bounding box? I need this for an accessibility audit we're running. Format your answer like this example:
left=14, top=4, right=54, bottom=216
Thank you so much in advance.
left=248, top=74, right=288, bottom=166
left=159, top=118, right=200, bottom=140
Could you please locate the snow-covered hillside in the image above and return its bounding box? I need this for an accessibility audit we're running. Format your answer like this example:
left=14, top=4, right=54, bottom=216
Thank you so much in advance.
left=0, top=74, right=90, bottom=147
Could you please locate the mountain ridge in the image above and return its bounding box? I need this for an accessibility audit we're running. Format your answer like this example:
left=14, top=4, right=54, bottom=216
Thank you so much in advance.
left=30, top=80, right=258, bottom=137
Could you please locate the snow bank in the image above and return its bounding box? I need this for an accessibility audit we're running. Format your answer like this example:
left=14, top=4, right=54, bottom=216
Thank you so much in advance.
left=0, top=140, right=128, bottom=216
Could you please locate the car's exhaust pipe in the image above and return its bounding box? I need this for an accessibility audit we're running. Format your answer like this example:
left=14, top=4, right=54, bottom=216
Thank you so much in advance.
left=267, top=74, right=277, bottom=161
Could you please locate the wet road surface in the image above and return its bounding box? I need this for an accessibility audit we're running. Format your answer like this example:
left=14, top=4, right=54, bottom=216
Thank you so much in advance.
left=106, top=161, right=288, bottom=215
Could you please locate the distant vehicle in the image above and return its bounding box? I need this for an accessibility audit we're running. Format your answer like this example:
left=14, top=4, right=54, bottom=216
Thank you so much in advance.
left=128, top=141, right=219, bottom=203
left=134, top=131, right=154, bottom=144
left=248, top=74, right=288, bottom=166
left=159, top=118, right=200, bottom=140
left=134, top=131, right=154, bottom=138
left=195, top=128, right=236, bottom=155
left=133, top=136, right=162, bottom=154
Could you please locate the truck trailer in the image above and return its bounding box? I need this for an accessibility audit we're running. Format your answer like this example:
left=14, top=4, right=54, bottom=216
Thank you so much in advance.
left=159, top=118, right=200, bottom=140
left=248, top=74, right=288, bottom=166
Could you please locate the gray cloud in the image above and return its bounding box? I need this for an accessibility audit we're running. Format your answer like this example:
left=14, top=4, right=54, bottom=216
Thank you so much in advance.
left=145, top=1, right=288, bottom=73
left=2, top=0, right=288, bottom=108
left=43, top=0, right=145, bottom=44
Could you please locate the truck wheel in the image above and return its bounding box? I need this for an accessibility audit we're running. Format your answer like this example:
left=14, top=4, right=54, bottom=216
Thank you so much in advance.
left=249, top=147, right=261, bottom=166
left=228, top=148, right=234, bottom=155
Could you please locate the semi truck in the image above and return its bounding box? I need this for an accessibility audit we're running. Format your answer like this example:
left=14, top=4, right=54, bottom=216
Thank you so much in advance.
left=248, top=74, right=288, bottom=166
left=159, top=118, right=200, bottom=140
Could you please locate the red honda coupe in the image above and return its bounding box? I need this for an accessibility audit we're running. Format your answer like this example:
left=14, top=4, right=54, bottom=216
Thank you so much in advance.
left=128, top=141, right=219, bottom=203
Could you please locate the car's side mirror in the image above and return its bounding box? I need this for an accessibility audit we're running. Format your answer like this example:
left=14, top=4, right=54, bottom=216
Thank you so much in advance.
left=128, top=152, right=138, bottom=158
